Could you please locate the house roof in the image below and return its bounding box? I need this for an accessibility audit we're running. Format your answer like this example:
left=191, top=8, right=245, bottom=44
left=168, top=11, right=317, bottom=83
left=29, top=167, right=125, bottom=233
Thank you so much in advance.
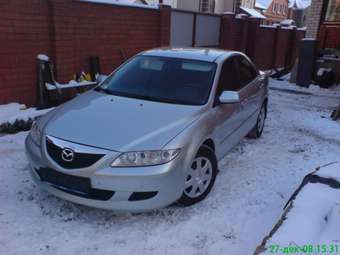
left=240, top=7, right=266, bottom=19
left=256, top=0, right=272, bottom=10
left=255, top=1, right=267, bottom=10
left=289, top=0, right=311, bottom=9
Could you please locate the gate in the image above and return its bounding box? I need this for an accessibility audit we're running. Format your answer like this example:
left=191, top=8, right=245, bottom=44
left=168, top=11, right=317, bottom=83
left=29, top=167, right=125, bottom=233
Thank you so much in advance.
left=170, top=10, right=221, bottom=48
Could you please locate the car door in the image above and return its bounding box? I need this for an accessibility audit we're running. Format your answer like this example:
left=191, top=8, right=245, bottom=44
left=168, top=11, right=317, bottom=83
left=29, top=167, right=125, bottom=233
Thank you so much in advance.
left=212, top=57, right=247, bottom=160
left=233, top=56, right=262, bottom=131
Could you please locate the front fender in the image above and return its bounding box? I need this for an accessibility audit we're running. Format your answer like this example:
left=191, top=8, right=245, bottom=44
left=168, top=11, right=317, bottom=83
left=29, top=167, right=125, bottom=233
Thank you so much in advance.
left=163, top=110, right=216, bottom=177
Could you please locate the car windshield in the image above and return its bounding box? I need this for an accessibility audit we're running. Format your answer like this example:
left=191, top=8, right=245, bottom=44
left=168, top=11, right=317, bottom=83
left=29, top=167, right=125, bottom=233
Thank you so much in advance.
left=96, top=55, right=216, bottom=105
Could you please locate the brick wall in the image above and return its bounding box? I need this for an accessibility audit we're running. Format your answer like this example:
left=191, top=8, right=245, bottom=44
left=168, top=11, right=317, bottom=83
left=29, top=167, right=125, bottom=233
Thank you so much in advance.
left=71, top=1, right=165, bottom=78
left=306, top=0, right=340, bottom=49
left=220, top=14, right=247, bottom=52
left=0, top=0, right=170, bottom=106
left=0, top=0, right=303, bottom=106
left=220, top=15, right=306, bottom=70
left=0, top=0, right=52, bottom=105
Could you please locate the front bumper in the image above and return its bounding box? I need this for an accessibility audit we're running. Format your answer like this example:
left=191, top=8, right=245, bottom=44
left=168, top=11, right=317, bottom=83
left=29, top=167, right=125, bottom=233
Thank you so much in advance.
left=25, top=135, right=185, bottom=212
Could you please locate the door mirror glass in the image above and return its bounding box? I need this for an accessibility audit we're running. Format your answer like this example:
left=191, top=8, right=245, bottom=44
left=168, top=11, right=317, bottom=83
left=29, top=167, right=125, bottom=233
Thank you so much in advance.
left=219, top=91, right=240, bottom=104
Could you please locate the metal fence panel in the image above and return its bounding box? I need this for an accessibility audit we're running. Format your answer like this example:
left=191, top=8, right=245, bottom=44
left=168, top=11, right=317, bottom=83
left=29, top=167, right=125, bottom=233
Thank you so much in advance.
left=170, top=11, right=194, bottom=47
left=195, top=14, right=221, bottom=47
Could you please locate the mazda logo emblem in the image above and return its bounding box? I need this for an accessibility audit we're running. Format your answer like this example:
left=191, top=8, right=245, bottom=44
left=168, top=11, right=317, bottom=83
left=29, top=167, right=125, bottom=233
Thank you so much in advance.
left=61, top=148, right=74, bottom=162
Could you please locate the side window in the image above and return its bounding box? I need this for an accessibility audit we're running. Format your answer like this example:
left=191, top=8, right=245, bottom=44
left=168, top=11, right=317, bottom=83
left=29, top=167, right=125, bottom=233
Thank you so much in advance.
left=234, top=56, right=258, bottom=88
left=216, top=58, right=241, bottom=94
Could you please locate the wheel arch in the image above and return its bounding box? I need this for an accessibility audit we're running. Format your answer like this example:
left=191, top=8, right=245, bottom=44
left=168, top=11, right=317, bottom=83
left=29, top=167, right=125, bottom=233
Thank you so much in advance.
left=202, top=138, right=215, bottom=153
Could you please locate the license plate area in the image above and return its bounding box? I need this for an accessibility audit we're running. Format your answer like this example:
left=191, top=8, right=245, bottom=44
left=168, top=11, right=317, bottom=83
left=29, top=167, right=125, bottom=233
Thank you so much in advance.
left=37, top=167, right=91, bottom=194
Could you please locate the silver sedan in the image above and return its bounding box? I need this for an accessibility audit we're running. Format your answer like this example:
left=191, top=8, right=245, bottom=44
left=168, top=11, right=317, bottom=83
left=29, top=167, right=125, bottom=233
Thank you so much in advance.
left=25, top=48, right=268, bottom=211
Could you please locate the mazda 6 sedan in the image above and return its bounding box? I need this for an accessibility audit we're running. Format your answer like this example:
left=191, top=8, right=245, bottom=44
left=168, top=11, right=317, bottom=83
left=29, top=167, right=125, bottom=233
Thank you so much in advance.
left=25, top=48, right=268, bottom=211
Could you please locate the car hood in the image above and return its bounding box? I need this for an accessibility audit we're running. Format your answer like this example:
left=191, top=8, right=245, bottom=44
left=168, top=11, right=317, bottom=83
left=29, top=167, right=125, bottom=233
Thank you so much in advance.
left=44, top=91, right=203, bottom=151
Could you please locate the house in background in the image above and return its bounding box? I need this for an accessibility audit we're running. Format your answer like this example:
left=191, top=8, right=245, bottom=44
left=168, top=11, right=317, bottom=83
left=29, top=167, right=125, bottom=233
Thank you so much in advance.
left=306, top=0, right=340, bottom=46
left=255, top=0, right=311, bottom=26
left=148, top=0, right=264, bottom=17
left=288, top=0, right=310, bottom=27
left=259, top=0, right=290, bottom=24
left=150, top=0, right=236, bottom=13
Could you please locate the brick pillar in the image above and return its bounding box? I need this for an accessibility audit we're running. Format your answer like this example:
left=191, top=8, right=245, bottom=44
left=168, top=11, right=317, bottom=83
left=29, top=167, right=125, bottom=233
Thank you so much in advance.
left=159, top=4, right=171, bottom=47
left=287, top=27, right=298, bottom=67
left=240, top=16, right=249, bottom=53
left=271, top=24, right=281, bottom=69
left=219, top=13, right=236, bottom=49
left=246, top=18, right=261, bottom=60
left=305, top=0, right=323, bottom=38
left=49, top=0, right=75, bottom=83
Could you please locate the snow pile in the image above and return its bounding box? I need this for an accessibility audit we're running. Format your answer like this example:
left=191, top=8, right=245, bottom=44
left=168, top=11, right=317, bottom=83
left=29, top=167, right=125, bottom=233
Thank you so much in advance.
left=45, top=80, right=97, bottom=91
left=37, top=54, right=49, bottom=61
left=0, top=103, right=52, bottom=130
left=257, top=162, right=340, bottom=254
left=316, top=162, right=340, bottom=184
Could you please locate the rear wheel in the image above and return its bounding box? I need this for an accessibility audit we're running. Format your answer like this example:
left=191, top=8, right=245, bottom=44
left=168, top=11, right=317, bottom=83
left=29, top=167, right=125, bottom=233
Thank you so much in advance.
left=248, top=102, right=267, bottom=139
left=178, top=146, right=217, bottom=206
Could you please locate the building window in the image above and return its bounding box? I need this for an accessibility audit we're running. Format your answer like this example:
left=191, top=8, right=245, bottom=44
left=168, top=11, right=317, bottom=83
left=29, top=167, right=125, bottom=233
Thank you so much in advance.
left=200, top=0, right=209, bottom=13
left=273, top=3, right=278, bottom=14
left=325, top=0, right=340, bottom=22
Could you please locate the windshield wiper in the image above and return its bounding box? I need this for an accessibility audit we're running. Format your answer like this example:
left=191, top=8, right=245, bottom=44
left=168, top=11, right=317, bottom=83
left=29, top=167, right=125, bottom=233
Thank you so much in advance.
left=95, top=87, right=115, bottom=95
left=95, top=88, right=201, bottom=105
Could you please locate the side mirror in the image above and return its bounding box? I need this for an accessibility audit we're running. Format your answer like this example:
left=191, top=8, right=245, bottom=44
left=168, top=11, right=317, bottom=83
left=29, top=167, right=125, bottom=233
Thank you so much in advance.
left=219, top=91, right=240, bottom=104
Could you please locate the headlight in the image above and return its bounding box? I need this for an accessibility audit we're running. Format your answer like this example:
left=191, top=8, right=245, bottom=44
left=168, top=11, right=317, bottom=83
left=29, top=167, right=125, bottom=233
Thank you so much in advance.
left=30, top=122, right=42, bottom=146
left=111, top=149, right=181, bottom=167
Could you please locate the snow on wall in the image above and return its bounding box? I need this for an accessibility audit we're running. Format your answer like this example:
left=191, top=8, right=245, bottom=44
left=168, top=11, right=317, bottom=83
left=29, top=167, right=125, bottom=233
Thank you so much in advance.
left=79, top=0, right=159, bottom=9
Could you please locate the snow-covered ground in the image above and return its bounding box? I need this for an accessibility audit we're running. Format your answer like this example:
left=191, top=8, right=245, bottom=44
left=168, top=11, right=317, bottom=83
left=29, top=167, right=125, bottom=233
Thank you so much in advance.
left=0, top=79, right=339, bottom=255
left=257, top=162, right=340, bottom=254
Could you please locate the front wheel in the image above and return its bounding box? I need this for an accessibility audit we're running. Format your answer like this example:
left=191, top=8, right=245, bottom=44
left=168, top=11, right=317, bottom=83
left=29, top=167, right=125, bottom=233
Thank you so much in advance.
left=178, top=146, right=217, bottom=206
left=247, top=102, right=267, bottom=139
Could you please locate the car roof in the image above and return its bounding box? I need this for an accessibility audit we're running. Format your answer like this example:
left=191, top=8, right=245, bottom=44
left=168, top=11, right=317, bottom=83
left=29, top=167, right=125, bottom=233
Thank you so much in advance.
left=141, top=47, right=236, bottom=63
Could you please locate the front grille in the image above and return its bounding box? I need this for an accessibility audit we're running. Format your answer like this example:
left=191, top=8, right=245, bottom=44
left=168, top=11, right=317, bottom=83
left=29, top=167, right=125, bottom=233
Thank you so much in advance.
left=46, top=137, right=104, bottom=169
left=36, top=167, right=114, bottom=201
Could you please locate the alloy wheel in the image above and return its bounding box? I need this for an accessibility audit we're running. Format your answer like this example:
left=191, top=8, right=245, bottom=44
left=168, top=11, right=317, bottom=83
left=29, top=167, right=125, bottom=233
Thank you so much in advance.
left=184, top=157, right=213, bottom=198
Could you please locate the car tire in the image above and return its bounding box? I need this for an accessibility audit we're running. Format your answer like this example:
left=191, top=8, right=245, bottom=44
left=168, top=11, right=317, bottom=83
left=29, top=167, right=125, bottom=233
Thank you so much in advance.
left=247, top=102, right=267, bottom=139
left=178, top=146, right=217, bottom=206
